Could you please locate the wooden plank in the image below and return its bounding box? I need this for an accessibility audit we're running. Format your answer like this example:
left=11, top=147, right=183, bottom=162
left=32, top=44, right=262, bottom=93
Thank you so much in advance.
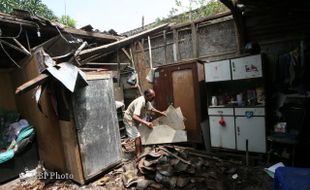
left=163, top=30, right=167, bottom=65
left=139, top=124, right=187, bottom=145
left=69, top=41, right=88, bottom=64
left=15, top=74, right=49, bottom=95
left=84, top=72, right=111, bottom=80
left=11, top=56, right=66, bottom=172
left=113, top=83, right=124, bottom=103
left=59, top=120, right=85, bottom=184
left=0, top=39, right=31, bottom=55
left=152, top=105, right=185, bottom=130
left=117, top=50, right=121, bottom=86
left=121, top=48, right=132, bottom=62
left=158, top=146, right=192, bottom=166
left=63, top=27, right=121, bottom=41
left=172, top=68, right=202, bottom=142
left=71, top=76, right=122, bottom=180
left=130, top=47, right=143, bottom=95
left=173, top=29, right=179, bottom=62
left=80, top=51, right=114, bottom=64
left=78, top=24, right=169, bottom=59
left=147, top=36, right=153, bottom=68
left=79, top=68, right=108, bottom=71
left=133, top=41, right=152, bottom=91
left=191, top=23, right=198, bottom=58
left=85, top=62, right=130, bottom=66
left=0, top=14, right=37, bottom=27
left=170, top=11, right=231, bottom=29
left=0, top=71, right=17, bottom=111
left=25, top=30, right=31, bottom=51
left=139, top=105, right=187, bottom=145
left=13, top=38, right=31, bottom=56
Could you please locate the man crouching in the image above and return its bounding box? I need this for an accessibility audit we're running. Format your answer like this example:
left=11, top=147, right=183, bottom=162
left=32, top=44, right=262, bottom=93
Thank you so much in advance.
left=123, top=89, right=166, bottom=160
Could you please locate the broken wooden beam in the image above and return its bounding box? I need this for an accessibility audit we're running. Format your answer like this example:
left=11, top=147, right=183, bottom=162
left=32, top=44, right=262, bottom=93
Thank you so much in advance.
left=13, top=38, right=31, bottom=56
left=77, top=23, right=169, bottom=61
left=63, top=27, right=122, bottom=42
left=0, top=39, right=31, bottom=56
left=158, top=146, right=193, bottom=166
left=79, top=51, right=114, bottom=64
left=15, top=74, right=49, bottom=95
left=121, top=48, right=132, bottom=62
left=79, top=68, right=108, bottom=71
left=85, top=62, right=130, bottom=66
left=69, top=41, right=88, bottom=64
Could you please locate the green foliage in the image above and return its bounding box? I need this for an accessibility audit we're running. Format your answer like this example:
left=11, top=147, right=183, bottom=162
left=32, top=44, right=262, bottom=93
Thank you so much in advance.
left=0, top=0, right=57, bottom=20
left=59, top=15, right=76, bottom=28
left=0, top=0, right=79, bottom=27
left=20, top=0, right=58, bottom=20
left=153, top=0, right=228, bottom=26
left=0, top=0, right=18, bottom=14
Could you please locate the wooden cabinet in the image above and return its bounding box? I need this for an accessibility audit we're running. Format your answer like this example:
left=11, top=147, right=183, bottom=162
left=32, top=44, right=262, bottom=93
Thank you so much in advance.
left=60, top=73, right=122, bottom=184
left=153, top=61, right=205, bottom=143
left=8, top=55, right=121, bottom=184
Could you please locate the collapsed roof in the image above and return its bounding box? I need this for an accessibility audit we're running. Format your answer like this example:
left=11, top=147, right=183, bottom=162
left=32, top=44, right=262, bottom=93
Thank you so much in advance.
left=0, top=10, right=122, bottom=68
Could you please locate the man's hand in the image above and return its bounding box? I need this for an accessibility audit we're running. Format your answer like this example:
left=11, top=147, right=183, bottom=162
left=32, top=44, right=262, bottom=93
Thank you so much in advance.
left=160, top=111, right=167, bottom=117
left=151, top=108, right=167, bottom=117
left=146, top=122, right=153, bottom=129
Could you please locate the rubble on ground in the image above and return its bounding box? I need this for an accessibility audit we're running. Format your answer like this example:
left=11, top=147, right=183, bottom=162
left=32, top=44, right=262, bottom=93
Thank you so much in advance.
left=1, top=141, right=272, bottom=190
left=93, top=143, right=272, bottom=190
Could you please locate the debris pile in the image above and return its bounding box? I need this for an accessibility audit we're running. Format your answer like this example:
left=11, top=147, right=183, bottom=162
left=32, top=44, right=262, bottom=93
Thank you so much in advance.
left=121, top=138, right=135, bottom=153
left=1, top=143, right=272, bottom=190
left=94, top=145, right=250, bottom=190
left=135, top=146, right=239, bottom=189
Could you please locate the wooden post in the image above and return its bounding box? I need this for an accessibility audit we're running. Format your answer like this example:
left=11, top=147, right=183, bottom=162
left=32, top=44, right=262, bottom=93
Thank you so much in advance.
left=142, top=16, right=145, bottom=29
left=25, top=30, right=31, bottom=51
left=191, top=23, right=198, bottom=58
left=117, top=49, right=121, bottom=87
left=0, top=39, right=30, bottom=56
left=246, top=139, right=249, bottom=166
left=13, top=38, right=31, bottom=56
left=130, top=47, right=142, bottom=95
left=147, top=36, right=153, bottom=69
left=163, top=30, right=167, bottom=65
left=78, top=23, right=168, bottom=59
left=121, top=48, right=132, bottom=63
left=173, top=29, right=179, bottom=62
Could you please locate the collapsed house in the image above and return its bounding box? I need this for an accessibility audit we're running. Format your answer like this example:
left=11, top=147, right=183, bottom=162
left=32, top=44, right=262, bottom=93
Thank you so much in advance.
left=1, top=0, right=310, bottom=189
left=0, top=10, right=126, bottom=184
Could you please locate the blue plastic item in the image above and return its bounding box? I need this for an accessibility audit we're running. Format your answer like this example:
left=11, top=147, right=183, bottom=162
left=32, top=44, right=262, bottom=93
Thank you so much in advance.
left=0, top=126, right=34, bottom=164
left=273, top=167, right=310, bottom=190
left=16, top=126, right=34, bottom=143
left=0, top=149, right=14, bottom=164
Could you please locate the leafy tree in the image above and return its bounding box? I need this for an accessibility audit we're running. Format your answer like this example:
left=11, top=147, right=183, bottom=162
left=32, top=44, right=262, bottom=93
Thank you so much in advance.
left=0, top=0, right=18, bottom=14
left=153, top=0, right=228, bottom=26
left=0, top=0, right=57, bottom=20
left=19, top=0, right=58, bottom=20
left=59, top=15, right=77, bottom=28
left=1, top=0, right=78, bottom=27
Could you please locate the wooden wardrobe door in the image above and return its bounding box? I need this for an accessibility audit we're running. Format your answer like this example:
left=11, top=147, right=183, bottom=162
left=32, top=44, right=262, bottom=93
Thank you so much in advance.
left=172, top=69, right=199, bottom=142
left=153, top=68, right=172, bottom=111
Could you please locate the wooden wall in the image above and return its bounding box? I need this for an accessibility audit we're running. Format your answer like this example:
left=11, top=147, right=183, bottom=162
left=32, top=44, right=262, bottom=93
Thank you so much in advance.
left=131, top=14, right=239, bottom=92
left=10, top=56, right=66, bottom=172
left=0, top=70, right=17, bottom=111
